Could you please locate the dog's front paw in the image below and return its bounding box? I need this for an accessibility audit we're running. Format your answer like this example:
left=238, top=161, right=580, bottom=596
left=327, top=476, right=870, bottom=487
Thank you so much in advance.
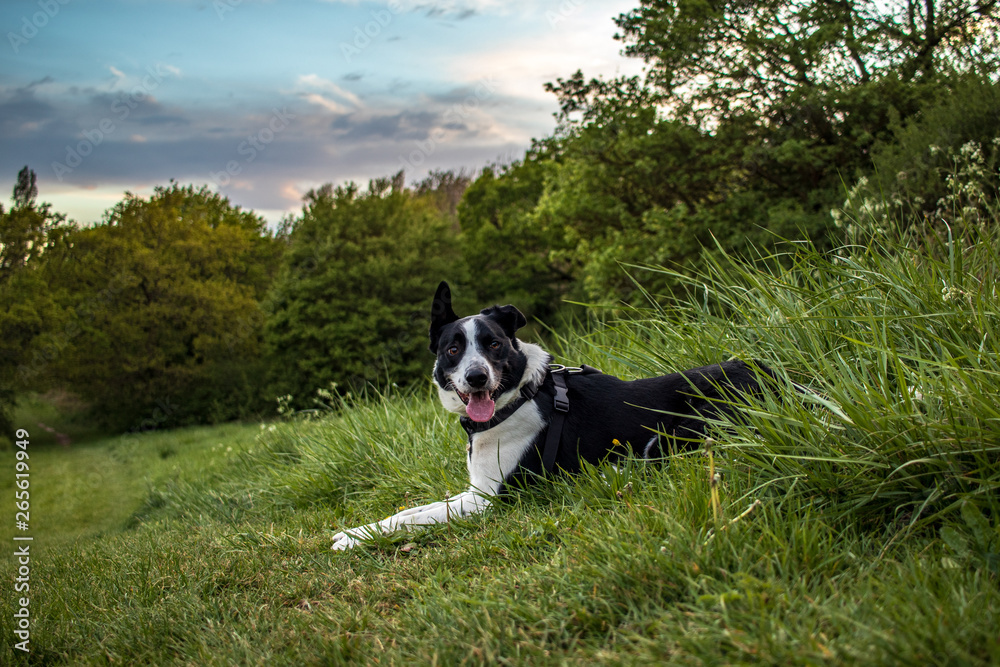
left=331, top=522, right=381, bottom=551
left=331, top=530, right=362, bottom=551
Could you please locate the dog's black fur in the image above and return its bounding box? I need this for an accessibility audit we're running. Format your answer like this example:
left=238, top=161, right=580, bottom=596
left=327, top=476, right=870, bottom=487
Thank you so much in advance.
left=507, top=361, right=772, bottom=485
left=429, top=281, right=777, bottom=493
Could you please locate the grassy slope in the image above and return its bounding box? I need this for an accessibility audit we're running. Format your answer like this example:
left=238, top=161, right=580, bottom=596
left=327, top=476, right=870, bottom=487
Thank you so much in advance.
left=4, top=225, right=1000, bottom=664
left=1, top=424, right=263, bottom=556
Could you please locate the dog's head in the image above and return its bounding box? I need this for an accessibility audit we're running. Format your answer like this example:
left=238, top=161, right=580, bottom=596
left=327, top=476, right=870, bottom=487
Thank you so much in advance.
left=429, top=281, right=528, bottom=422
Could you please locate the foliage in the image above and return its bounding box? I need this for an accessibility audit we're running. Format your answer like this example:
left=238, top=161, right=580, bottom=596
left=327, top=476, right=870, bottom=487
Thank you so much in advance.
left=0, top=167, right=73, bottom=442
left=456, top=149, right=570, bottom=318
left=942, top=502, right=1000, bottom=575
left=0, top=167, right=73, bottom=279
left=7, top=0, right=1000, bottom=436
left=514, top=73, right=844, bottom=305
left=615, top=0, right=1000, bottom=122
left=858, top=75, right=1000, bottom=225
left=38, top=183, right=282, bottom=431
left=461, top=0, right=995, bottom=308
left=263, top=174, right=463, bottom=406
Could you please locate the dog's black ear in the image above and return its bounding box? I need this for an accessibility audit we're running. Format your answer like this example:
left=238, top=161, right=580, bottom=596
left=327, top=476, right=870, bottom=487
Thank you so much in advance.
left=481, top=304, right=527, bottom=339
left=429, top=281, right=459, bottom=352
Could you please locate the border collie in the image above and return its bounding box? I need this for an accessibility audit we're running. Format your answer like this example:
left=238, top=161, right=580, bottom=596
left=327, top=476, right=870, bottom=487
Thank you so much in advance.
left=332, top=282, right=782, bottom=550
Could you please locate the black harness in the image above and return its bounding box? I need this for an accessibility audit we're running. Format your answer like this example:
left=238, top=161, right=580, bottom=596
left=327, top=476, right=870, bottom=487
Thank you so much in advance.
left=460, top=364, right=600, bottom=473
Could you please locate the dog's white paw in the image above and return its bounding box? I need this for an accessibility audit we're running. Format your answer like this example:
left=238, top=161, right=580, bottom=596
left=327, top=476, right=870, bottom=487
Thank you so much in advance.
left=330, top=530, right=361, bottom=551
left=330, top=523, right=380, bottom=551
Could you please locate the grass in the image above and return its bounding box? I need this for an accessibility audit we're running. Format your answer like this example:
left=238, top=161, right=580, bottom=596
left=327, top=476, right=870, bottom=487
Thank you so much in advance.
left=0, top=419, right=262, bottom=550
left=3, top=190, right=1000, bottom=664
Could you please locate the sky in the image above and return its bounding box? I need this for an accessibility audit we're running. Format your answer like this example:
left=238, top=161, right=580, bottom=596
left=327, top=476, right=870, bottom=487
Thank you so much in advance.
left=0, top=0, right=644, bottom=226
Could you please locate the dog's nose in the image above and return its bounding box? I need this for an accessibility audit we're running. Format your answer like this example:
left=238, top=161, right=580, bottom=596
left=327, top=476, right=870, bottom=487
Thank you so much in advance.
left=466, top=368, right=489, bottom=389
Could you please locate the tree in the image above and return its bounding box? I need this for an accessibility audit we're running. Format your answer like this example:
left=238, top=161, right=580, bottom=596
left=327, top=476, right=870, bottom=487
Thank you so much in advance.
left=414, top=169, right=473, bottom=219
left=615, top=0, right=1000, bottom=124
left=0, top=167, right=72, bottom=441
left=511, top=0, right=1000, bottom=306
left=605, top=1, right=996, bottom=220
left=1, top=166, right=71, bottom=282
left=40, top=183, right=283, bottom=430
left=264, top=175, right=462, bottom=405
left=456, top=148, right=573, bottom=318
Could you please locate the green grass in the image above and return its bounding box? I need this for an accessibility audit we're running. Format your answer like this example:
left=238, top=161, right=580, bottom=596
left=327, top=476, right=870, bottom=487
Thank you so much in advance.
left=4, top=197, right=1000, bottom=664
left=0, top=421, right=262, bottom=549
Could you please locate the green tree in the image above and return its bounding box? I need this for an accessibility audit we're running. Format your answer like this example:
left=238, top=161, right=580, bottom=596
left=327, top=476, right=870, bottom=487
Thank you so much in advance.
left=1, top=166, right=72, bottom=281
left=264, top=174, right=461, bottom=405
left=615, top=0, right=999, bottom=123
left=863, top=75, right=1000, bottom=225
left=513, top=0, right=1000, bottom=306
left=610, top=0, right=999, bottom=228
left=0, top=167, right=72, bottom=440
left=40, top=183, right=282, bottom=431
left=456, top=148, right=571, bottom=318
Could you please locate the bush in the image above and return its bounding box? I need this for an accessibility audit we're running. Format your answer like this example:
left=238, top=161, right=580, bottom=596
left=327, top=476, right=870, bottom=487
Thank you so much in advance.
left=861, top=76, right=1000, bottom=227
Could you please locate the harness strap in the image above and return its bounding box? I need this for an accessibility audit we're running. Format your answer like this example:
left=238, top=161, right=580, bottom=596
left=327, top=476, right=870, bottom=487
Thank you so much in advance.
left=542, top=370, right=570, bottom=473
left=461, top=364, right=600, bottom=473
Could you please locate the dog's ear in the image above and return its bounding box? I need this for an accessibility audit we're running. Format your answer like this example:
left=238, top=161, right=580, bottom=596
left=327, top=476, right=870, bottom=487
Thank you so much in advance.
left=481, top=304, right=527, bottom=339
left=429, top=281, right=459, bottom=352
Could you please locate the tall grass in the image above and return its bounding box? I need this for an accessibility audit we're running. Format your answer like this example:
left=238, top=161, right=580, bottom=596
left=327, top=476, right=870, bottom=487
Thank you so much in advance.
left=549, top=176, right=1000, bottom=566
left=566, top=229, right=999, bottom=527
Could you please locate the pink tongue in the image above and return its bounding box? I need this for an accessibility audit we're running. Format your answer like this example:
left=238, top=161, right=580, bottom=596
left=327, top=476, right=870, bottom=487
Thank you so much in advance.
left=466, top=392, right=495, bottom=422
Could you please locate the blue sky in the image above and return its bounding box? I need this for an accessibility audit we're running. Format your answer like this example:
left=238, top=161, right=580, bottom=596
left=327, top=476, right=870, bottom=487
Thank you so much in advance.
left=0, top=0, right=642, bottom=225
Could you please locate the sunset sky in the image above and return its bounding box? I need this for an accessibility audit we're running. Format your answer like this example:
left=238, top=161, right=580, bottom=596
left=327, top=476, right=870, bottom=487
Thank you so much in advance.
left=0, top=0, right=643, bottom=225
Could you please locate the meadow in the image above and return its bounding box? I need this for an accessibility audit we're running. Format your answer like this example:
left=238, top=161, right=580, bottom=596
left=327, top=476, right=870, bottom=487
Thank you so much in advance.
left=3, top=211, right=1000, bottom=665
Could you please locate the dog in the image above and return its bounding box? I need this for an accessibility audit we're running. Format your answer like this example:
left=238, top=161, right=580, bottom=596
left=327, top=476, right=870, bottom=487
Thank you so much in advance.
left=331, top=281, right=784, bottom=550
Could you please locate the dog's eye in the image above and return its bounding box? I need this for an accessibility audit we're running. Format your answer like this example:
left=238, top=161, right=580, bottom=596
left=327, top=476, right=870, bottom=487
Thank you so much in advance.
left=489, top=340, right=501, bottom=350
left=447, top=345, right=459, bottom=356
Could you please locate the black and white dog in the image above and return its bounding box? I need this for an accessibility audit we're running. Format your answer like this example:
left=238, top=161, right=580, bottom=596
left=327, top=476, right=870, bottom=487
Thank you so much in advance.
left=332, top=282, right=780, bottom=550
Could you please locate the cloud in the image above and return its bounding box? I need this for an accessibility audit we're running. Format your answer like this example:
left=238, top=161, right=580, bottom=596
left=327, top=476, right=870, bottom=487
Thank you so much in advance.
left=320, top=0, right=519, bottom=15
left=301, top=93, right=352, bottom=114
left=22, top=76, right=54, bottom=91
left=0, top=2, right=640, bottom=225
left=108, top=66, right=127, bottom=87
left=444, top=3, right=644, bottom=105
left=297, top=74, right=363, bottom=108
left=0, top=82, right=59, bottom=137
left=330, top=109, right=438, bottom=141
left=295, top=74, right=364, bottom=115
left=0, top=69, right=533, bottom=223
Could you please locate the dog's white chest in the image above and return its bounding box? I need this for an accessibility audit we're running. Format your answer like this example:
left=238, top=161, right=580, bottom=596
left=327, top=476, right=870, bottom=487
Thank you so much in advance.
left=467, top=402, right=544, bottom=495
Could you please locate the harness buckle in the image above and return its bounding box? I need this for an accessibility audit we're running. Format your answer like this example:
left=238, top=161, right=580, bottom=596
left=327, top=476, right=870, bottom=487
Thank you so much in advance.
left=551, top=368, right=570, bottom=413
left=553, top=383, right=570, bottom=413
